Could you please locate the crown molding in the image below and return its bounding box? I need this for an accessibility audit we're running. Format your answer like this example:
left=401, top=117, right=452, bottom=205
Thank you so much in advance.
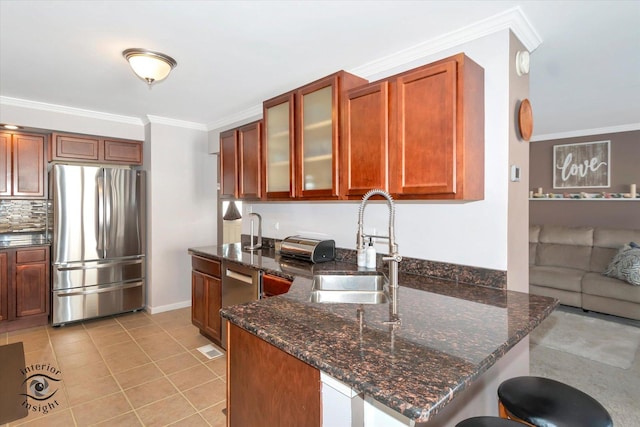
left=350, top=6, right=542, bottom=78
left=531, top=123, right=640, bottom=142
left=145, top=115, right=208, bottom=131
left=206, top=104, right=263, bottom=131
left=0, top=96, right=143, bottom=126
left=208, top=7, right=542, bottom=131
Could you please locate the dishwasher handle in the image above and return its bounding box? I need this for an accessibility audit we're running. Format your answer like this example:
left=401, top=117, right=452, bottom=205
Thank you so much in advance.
left=225, top=268, right=254, bottom=284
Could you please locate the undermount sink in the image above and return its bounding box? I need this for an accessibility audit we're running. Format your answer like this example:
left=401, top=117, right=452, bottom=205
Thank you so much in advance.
left=309, top=273, right=389, bottom=304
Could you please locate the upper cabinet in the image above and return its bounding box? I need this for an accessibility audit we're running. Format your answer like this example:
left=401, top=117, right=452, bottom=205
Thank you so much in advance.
left=50, top=132, right=143, bottom=165
left=340, top=81, right=390, bottom=198
left=343, top=53, right=485, bottom=200
left=0, top=132, right=46, bottom=199
left=263, top=71, right=368, bottom=200
left=219, top=120, right=262, bottom=200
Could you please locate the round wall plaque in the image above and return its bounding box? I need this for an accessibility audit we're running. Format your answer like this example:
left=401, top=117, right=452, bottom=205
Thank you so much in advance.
left=518, top=98, right=533, bottom=141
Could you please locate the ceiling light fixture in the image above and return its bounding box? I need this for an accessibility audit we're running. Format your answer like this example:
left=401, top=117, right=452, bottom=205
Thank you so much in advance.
left=122, top=48, right=177, bottom=87
left=2, top=124, right=22, bottom=130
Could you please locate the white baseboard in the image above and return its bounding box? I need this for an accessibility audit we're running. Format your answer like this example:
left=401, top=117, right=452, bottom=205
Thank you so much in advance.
left=145, top=300, right=191, bottom=314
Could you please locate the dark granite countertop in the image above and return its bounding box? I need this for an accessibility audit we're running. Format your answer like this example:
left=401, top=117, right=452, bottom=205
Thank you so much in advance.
left=0, top=232, right=50, bottom=249
left=189, top=244, right=558, bottom=424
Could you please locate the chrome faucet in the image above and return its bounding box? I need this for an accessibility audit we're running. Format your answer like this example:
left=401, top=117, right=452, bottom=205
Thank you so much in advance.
left=357, top=189, right=402, bottom=319
left=245, top=213, right=262, bottom=251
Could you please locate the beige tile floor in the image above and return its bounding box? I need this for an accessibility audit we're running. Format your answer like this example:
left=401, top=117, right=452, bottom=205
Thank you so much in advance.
left=0, top=308, right=227, bottom=427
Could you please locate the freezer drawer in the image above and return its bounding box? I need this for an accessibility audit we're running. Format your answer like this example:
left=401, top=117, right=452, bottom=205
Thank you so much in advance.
left=52, top=280, right=144, bottom=326
left=52, top=257, right=145, bottom=290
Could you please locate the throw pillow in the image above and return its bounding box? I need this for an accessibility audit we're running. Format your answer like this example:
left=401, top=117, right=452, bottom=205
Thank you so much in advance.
left=604, top=244, right=640, bottom=286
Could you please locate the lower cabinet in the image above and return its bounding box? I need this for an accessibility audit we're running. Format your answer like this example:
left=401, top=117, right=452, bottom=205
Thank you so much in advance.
left=227, top=323, right=321, bottom=427
left=0, top=246, right=50, bottom=333
left=191, top=255, right=222, bottom=346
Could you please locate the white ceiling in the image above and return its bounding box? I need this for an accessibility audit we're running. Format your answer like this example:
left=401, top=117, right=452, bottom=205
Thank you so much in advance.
left=1, top=1, right=639, bottom=138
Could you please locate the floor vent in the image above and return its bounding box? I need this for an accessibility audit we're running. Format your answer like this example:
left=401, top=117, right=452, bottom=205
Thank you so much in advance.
left=197, top=344, right=224, bottom=360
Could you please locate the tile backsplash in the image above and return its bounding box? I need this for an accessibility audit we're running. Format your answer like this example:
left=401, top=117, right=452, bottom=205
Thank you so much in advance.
left=0, top=199, right=51, bottom=233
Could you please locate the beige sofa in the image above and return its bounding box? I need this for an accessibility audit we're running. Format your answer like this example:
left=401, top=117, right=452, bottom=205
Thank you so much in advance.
left=529, top=225, right=640, bottom=320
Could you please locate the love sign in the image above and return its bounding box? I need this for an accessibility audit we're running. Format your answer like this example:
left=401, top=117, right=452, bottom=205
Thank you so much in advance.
left=553, top=141, right=610, bottom=189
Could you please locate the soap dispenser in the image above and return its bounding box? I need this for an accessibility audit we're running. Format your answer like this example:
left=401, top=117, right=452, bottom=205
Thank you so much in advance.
left=365, top=237, right=376, bottom=269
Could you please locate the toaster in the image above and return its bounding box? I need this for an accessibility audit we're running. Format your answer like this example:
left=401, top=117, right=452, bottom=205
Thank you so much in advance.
left=279, top=236, right=335, bottom=263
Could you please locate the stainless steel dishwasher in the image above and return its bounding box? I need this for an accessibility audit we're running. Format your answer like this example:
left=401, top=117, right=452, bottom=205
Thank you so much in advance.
left=221, top=260, right=261, bottom=349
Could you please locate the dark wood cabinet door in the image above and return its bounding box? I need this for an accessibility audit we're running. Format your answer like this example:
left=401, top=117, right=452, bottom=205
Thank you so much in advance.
left=238, top=121, right=262, bottom=199
left=12, top=134, right=45, bottom=198
left=0, top=252, right=8, bottom=322
left=104, top=139, right=143, bottom=165
left=341, top=81, right=389, bottom=198
left=15, top=263, right=47, bottom=318
left=0, top=133, right=10, bottom=197
left=204, top=275, right=222, bottom=342
left=390, top=60, right=457, bottom=197
left=228, top=323, right=321, bottom=427
left=192, top=271, right=206, bottom=330
left=219, top=129, right=238, bottom=199
left=51, top=133, right=100, bottom=161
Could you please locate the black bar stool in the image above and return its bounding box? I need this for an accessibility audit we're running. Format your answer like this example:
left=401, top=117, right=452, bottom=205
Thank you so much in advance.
left=456, top=416, right=527, bottom=426
left=497, top=376, right=613, bottom=427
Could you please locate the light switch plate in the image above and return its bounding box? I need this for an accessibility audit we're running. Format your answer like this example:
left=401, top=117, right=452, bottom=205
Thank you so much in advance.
left=510, top=165, right=521, bottom=182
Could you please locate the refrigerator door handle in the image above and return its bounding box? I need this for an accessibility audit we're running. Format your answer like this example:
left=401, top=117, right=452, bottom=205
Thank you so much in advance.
left=103, top=169, right=111, bottom=253
left=97, top=172, right=105, bottom=257
left=55, top=281, right=143, bottom=297
left=54, top=257, right=144, bottom=271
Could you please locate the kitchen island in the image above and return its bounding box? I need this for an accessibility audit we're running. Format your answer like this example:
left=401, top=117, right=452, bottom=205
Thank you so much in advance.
left=190, top=244, right=557, bottom=426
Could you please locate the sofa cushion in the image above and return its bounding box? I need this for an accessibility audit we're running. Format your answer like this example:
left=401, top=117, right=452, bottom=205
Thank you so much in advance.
left=603, top=245, right=640, bottom=285
left=583, top=272, right=640, bottom=304
left=539, top=225, right=593, bottom=246
left=530, top=225, right=541, bottom=243
left=530, top=265, right=584, bottom=292
left=537, top=243, right=592, bottom=270
left=536, top=225, right=593, bottom=270
left=590, top=227, right=640, bottom=272
left=529, top=243, right=537, bottom=266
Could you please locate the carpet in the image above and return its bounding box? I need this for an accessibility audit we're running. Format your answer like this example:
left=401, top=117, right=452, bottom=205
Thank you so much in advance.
left=530, top=310, right=640, bottom=369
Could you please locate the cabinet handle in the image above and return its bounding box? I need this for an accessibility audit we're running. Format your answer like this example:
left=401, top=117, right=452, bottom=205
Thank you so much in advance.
left=225, top=269, right=253, bottom=284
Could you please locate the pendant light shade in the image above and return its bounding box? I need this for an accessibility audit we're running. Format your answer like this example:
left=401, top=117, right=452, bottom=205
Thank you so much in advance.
left=223, top=201, right=242, bottom=221
left=123, top=48, right=177, bottom=86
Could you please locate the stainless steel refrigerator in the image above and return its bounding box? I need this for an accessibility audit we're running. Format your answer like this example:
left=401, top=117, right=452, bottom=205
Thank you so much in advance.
left=51, top=164, right=146, bottom=325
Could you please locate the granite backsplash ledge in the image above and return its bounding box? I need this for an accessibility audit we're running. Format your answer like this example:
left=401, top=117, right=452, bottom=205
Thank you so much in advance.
left=239, top=234, right=507, bottom=289
left=0, top=199, right=51, bottom=233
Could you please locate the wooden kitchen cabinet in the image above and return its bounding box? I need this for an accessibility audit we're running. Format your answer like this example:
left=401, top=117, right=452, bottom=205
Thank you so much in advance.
left=0, top=252, right=8, bottom=322
left=228, top=322, right=321, bottom=427
left=0, top=132, right=47, bottom=199
left=191, top=255, right=222, bottom=346
left=0, top=246, right=50, bottom=333
left=341, top=81, right=390, bottom=198
left=390, top=54, right=484, bottom=200
left=219, top=121, right=262, bottom=200
left=342, top=53, right=484, bottom=200
left=262, top=71, right=368, bottom=200
left=50, top=132, right=143, bottom=165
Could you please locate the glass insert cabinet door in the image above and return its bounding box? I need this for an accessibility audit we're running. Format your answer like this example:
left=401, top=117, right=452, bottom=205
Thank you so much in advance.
left=263, top=93, right=294, bottom=199
left=301, top=86, right=333, bottom=192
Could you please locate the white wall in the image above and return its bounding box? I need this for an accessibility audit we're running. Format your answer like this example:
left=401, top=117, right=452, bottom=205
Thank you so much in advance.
left=145, top=121, right=217, bottom=313
left=241, top=31, right=512, bottom=272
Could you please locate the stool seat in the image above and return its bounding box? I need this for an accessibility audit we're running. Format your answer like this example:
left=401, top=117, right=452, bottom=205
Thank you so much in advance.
left=456, top=416, right=527, bottom=427
left=498, top=376, right=613, bottom=427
